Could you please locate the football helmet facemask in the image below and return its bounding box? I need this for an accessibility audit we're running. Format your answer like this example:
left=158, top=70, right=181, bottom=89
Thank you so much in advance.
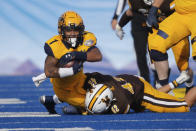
left=58, top=11, right=85, bottom=49
left=85, top=84, right=113, bottom=114
left=143, top=0, right=154, bottom=6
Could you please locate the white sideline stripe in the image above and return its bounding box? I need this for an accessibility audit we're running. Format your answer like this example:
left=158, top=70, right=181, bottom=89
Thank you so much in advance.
left=0, top=127, right=94, bottom=131
left=0, top=98, right=26, bottom=104
left=143, top=96, right=187, bottom=106
left=0, top=112, right=60, bottom=117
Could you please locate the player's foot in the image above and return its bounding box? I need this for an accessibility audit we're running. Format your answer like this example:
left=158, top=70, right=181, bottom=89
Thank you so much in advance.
left=62, top=105, right=79, bottom=114
left=40, top=96, right=57, bottom=114
left=185, top=68, right=194, bottom=94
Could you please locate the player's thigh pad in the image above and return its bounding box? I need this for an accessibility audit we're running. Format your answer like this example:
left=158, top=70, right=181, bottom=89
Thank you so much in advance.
left=148, top=12, right=190, bottom=54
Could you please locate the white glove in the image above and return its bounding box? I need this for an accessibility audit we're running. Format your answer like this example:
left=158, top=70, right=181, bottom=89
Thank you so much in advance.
left=32, top=73, right=47, bottom=87
left=176, top=70, right=190, bottom=84
left=115, top=24, right=124, bottom=40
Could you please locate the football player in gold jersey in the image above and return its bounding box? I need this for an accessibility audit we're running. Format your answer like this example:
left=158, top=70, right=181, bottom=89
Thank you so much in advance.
left=147, top=0, right=195, bottom=92
left=33, top=11, right=102, bottom=114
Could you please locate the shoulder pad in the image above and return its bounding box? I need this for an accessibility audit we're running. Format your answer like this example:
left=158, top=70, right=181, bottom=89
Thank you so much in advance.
left=45, top=35, right=61, bottom=45
left=83, top=31, right=97, bottom=47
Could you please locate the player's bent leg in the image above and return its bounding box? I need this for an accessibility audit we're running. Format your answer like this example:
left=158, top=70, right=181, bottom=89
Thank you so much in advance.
left=150, top=49, right=170, bottom=86
left=172, top=37, right=190, bottom=72
left=171, top=37, right=193, bottom=93
left=40, top=95, right=61, bottom=114
left=140, top=78, right=189, bottom=112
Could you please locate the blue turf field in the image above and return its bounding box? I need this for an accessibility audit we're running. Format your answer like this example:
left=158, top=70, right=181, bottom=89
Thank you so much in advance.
left=0, top=76, right=196, bottom=130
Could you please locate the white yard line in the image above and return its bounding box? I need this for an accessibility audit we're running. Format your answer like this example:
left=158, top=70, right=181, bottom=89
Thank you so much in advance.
left=0, top=112, right=60, bottom=117
left=0, top=98, right=26, bottom=104
left=0, top=127, right=94, bottom=131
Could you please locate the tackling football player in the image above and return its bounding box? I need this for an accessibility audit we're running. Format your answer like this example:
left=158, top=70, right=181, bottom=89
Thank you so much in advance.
left=85, top=72, right=195, bottom=114
left=33, top=11, right=102, bottom=114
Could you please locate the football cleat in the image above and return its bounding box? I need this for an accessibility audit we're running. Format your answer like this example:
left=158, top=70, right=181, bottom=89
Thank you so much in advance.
left=62, top=105, right=79, bottom=114
left=40, top=96, right=57, bottom=114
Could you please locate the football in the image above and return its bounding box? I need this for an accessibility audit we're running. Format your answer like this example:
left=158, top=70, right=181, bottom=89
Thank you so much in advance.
left=63, top=61, right=75, bottom=68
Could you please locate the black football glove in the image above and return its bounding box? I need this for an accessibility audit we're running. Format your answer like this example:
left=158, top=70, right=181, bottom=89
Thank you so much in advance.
left=73, top=62, right=83, bottom=74
left=58, top=51, right=87, bottom=67
left=146, top=6, right=159, bottom=33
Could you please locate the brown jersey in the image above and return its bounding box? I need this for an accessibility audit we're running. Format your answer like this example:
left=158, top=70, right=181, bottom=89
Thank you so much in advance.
left=84, top=72, right=145, bottom=114
left=128, top=0, right=174, bottom=17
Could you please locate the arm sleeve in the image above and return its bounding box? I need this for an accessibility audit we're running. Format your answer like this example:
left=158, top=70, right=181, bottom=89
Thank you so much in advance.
left=112, top=0, right=127, bottom=20
left=119, top=9, right=133, bottom=27
left=44, top=43, right=54, bottom=57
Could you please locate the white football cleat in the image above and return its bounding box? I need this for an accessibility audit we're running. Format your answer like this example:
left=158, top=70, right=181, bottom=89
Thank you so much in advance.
left=176, top=70, right=190, bottom=85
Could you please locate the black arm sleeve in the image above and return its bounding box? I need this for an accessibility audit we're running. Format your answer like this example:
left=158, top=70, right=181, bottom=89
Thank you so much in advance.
left=112, top=0, right=127, bottom=20
left=119, top=10, right=133, bottom=27
left=44, top=43, right=54, bottom=57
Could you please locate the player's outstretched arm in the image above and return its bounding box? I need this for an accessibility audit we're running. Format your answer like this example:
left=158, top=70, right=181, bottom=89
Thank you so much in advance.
left=158, top=70, right=191, bottom=93
left=32, top=73, right=47, bottom=87
left=86, top=47, right=102, bottom=62
left=115, top=9, right=133, bottom=40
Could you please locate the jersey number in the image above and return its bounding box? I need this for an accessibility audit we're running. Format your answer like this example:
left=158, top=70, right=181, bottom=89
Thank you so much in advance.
left=122, top=83, right=134, bottom=94
left=111, top=105, right=119, bottom=114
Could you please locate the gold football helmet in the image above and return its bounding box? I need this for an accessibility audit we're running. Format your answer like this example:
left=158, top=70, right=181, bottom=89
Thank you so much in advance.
left=58, top=11, right=85, bottom=48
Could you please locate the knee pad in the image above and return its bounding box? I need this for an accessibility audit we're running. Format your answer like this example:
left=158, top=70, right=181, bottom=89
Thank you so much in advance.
left=150, top=49, right=168, bottom=61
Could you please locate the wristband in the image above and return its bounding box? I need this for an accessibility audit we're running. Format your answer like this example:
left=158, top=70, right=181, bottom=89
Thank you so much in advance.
left=58, top=67, right=74, bottom=78
left=119, top=12, right=133, bottom=28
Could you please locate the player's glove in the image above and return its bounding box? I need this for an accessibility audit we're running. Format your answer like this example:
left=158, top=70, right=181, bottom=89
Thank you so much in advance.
left=73, top=62, right=83, bottom=74
left=32, top=73, right=47, bottom=87
left=115, top=24, right=125, bottom=40
left=169, top=70, right=190, bottom=89
left=58, top=52, right=87, bottom=67
left=146, top=6, right=159, bottom=33
left=58, top=62, right=83, bottom=78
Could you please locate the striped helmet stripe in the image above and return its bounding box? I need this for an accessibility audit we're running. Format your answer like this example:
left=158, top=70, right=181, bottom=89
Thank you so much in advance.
left=88, top=85, right=108, bottom=111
